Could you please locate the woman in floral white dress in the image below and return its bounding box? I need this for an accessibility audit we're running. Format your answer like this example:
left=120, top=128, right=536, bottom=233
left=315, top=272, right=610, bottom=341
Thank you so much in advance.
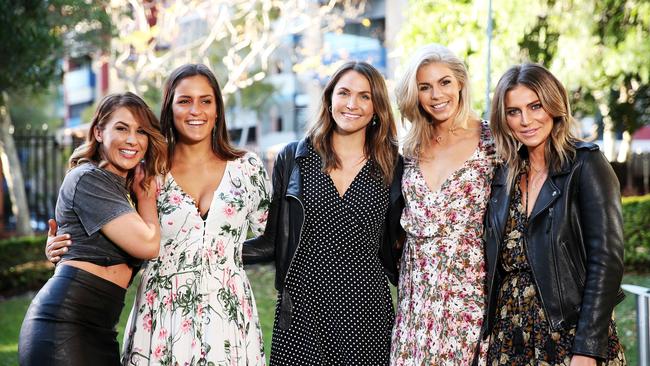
left=47, top=64, right=271, bottom=366
left=121, top=64, right=271, bottom=365
left=390, top=44, right=496, bottom=365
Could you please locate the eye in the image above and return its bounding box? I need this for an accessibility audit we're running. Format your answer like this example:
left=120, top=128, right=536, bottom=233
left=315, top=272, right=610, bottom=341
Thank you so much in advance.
left=531, top=103, right=543, bottom=110
left=116, top=126, right=127, bottom=131
left=418, top=85, right=430, bottom=92
left=361, top=94, right=371, bottom=100
left=506, top=109, right=520, bottom=116
left=337, top=90, right=349, bottom=96
left=177, top=99, right=190, bottom=104
left=137, top=128, right=147, bottom=135
left=441, top=79, right=451, bottom=86
left=201, top=99, right=212, bottom=104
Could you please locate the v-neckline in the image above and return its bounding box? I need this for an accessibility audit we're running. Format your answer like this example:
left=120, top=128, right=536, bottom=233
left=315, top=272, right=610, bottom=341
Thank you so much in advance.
left=416, top=146, right=479, bottom=195
left=415, top=121, right=486, bottom=195
left=167, top=160, right=230, bottom=220
left=327, top=160, right=370, bottom=199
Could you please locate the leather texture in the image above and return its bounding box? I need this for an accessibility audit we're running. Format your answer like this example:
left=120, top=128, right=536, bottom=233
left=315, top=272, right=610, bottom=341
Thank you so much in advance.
left=483, top=141, right=625, bottom=359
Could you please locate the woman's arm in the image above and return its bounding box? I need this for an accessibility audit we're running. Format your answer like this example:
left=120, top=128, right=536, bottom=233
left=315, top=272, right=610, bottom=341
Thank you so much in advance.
left=242, top=147, right=292, bottom=264
left=572, top=150, right=624, bottom=358
left=100, top=164, right=160, bottom=259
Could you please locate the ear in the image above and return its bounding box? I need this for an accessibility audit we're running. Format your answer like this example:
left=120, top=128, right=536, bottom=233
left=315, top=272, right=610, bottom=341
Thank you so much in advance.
left=93, top=126, right=103, bottom=143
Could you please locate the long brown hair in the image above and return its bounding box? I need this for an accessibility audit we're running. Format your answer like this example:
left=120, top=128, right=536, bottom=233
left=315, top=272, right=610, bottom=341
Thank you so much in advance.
left=160, top=64, right=244, bottom=169
left=306, top=61, right=398, bottom=185
left=490, top=63, right=580, bottom=190
left=69, top=92, right=167, bottom=190
left=396, top=43, right=477, bottom=157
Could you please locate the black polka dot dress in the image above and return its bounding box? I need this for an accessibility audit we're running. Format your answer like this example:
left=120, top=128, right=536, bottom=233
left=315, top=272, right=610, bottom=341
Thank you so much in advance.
left=269, top=145, right=394, bottom=366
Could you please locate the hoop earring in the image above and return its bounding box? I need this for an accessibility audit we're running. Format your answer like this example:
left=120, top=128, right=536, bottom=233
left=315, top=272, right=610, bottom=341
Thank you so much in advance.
left=372, top=114, right=378, bottom=126
left=328, top=106, right=332, bottom=113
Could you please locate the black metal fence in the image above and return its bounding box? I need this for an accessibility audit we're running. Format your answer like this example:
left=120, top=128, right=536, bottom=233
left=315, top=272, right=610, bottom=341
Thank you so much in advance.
left=2, top=130, right=70, bottom=232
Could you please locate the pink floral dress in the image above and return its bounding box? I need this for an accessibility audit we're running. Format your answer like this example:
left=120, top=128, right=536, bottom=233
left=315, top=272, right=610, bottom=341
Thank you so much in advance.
left=391, top=121, right=496, bottom=366
left=122, top=152, right=271, bottom=366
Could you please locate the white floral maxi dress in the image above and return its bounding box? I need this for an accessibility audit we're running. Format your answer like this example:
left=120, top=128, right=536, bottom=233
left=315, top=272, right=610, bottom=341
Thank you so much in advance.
left=122, top=153, right=271, bottom=366
left=390, top=121, right=496, bottom=366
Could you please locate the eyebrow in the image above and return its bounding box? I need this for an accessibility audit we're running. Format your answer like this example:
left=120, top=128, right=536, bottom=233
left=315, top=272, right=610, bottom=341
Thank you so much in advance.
left=175, top=94, right=214, bottom=99
left=336, top=86, right=371, bottom=94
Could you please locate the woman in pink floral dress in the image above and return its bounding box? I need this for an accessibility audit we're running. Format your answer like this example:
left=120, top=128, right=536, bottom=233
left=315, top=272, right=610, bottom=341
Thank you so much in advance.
left=390, top=44, right=496, bottom=366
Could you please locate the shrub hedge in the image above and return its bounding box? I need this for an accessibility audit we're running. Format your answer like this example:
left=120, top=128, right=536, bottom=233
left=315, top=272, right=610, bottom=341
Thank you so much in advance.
left=622, top=195, right=650, bottom=271
left=0, top=235, right=52, bottom=297
left=0, top=195, right=648, bottom=296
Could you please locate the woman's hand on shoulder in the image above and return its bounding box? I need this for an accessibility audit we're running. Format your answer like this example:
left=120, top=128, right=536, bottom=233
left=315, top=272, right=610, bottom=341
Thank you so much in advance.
left=45, top=219, right=71, bottom=263
left=132, top=162, right=157, bottom=202
left=569, top=355, right=597, bottom=366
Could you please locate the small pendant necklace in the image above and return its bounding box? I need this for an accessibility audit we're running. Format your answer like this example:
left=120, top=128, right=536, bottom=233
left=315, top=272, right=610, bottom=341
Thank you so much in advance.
left=433, top=124, right=459, bottom=144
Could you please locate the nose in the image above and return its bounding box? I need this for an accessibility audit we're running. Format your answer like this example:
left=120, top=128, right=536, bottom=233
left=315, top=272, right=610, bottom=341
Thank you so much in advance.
left=190, top=101, right=201, bottom=115
left=429, top=86, right=439, bottom=99
left=521, top=110, right=532, bottom=126
left=126, top=130, right=137, bottom=144
left=346, top=97, right=358, bottom=109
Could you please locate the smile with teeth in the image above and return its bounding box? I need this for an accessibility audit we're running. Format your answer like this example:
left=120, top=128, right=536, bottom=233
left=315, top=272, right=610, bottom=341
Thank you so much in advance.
left=431, top=101, right=449, bottom=110
left=341, top=112, right=361, bottom=119
left=119, top=149, right=138, bottom=157
left=187, top=120, right=206, bottom=126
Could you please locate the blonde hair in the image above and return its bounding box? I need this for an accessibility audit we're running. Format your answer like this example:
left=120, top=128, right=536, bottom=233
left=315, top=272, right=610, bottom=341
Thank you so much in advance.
left=490, top=63, right=580, bottom=190
left=306, top=61, right=398, bottom=185
left=69, top=92, right=167, bottom=191
left=396, top=43, right=476, bottom=157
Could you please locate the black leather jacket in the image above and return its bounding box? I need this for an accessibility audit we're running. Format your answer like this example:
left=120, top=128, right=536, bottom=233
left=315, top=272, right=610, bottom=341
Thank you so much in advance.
left=243, top=138, right=404, bottom=328
left=482, top=141, right=625, bottom=360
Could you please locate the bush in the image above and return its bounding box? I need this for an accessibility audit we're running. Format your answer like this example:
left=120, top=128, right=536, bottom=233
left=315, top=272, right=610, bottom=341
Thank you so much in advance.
left=622, top=195, right=650, bottom=271
left=0, top=235, right=53, bottom=297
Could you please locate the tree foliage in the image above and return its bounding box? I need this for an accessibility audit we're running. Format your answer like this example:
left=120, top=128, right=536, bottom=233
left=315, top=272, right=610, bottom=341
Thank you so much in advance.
left=398, top=0, right=650, bottom=141
left=0, top=0, right=111, bottom=94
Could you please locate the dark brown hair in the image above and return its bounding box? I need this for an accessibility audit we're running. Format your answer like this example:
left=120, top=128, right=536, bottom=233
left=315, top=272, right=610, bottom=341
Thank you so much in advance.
left=160, top=64, right=244, bottom=169
left=306, top=61, right=398, bottom=185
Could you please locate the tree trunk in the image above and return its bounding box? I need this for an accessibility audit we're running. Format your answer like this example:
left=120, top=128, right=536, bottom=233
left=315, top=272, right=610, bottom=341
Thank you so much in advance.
left=597, top=99, right=616, bottom=161
left=0, top=92, right=33, bottom=236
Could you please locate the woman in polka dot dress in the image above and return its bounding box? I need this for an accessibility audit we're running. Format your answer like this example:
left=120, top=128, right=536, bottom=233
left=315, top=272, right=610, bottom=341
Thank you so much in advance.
left=390, top=44, right=497, bottom=366
left=244, top=61, right=404, bottom=366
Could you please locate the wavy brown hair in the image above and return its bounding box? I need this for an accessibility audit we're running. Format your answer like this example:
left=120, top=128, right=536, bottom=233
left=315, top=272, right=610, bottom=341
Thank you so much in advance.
left=396, top=43, right=477, bottom=157
left=490, top=63, right=580, bottom=190
left=69, top=92, right=167, bottom=191
left=306, top=61, right=398, bottom=185
left=160, top=64, right=244, bottom=169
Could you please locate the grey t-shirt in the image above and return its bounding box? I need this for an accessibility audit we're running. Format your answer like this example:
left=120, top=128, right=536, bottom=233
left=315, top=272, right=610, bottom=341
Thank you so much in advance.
left=56, top=163, right=141, bottom=268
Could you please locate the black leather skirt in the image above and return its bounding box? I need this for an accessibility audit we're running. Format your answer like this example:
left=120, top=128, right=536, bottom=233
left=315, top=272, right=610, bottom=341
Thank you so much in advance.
left=19, top=264, right=126, bottom=366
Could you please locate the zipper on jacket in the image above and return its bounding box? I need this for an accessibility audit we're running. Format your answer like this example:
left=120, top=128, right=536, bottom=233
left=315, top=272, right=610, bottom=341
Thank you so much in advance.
left=285, top=193, right=305, bottom=283
left=546, top=207, right=566, bottom=327
left=523, top=224, right=556, bottom=332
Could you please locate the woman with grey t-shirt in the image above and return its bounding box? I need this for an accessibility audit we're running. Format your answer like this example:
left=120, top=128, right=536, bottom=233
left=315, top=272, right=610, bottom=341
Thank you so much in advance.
left=19, top=92, right=167, bottom=365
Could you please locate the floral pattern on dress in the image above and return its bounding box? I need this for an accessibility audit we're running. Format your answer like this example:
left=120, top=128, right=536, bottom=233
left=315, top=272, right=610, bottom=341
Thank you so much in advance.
left=486, top=171, right=626, bottom=366
left=391, top=121, right=496, bottom=366
left=122, top=152, right=271, bottom=366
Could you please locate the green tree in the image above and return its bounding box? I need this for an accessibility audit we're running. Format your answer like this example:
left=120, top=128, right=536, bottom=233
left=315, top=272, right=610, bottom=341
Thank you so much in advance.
left=398, top=0, right=650, bottom=162
left=0, top=0, right=110, bottom=235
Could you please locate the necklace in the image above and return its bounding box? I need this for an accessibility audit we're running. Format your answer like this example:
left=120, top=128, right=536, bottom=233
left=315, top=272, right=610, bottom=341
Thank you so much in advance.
left=432, top=124, right=459, bottom=144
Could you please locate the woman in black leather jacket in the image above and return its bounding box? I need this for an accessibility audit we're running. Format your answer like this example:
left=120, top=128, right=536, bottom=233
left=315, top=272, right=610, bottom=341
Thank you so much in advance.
left=244, top=61, right=404, bottom=365
left=483, top=63, right=626, bottom=366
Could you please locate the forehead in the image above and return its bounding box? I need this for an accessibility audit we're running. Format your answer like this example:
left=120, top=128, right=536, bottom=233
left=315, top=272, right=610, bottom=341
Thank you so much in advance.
left=174, top=75, right=215, bottom=96
left=107, top=107, right=140, bottom=127
left=333, top=70, right=371, bottom=91
left=416, top=62, right=455, bottom=82
left=505, top=85, right=539, bottom=106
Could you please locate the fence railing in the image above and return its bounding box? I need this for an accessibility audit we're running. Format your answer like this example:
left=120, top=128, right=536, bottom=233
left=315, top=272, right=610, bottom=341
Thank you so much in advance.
left=2, top=130, right=69, bottom=232
left=622, top=284, right=650, bottom=366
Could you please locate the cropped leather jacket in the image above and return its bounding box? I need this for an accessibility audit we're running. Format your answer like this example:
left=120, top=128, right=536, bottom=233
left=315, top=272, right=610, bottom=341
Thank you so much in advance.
left=482, top=142, right=625, bottom=360
left=243, top=138, right=404, bottom=329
